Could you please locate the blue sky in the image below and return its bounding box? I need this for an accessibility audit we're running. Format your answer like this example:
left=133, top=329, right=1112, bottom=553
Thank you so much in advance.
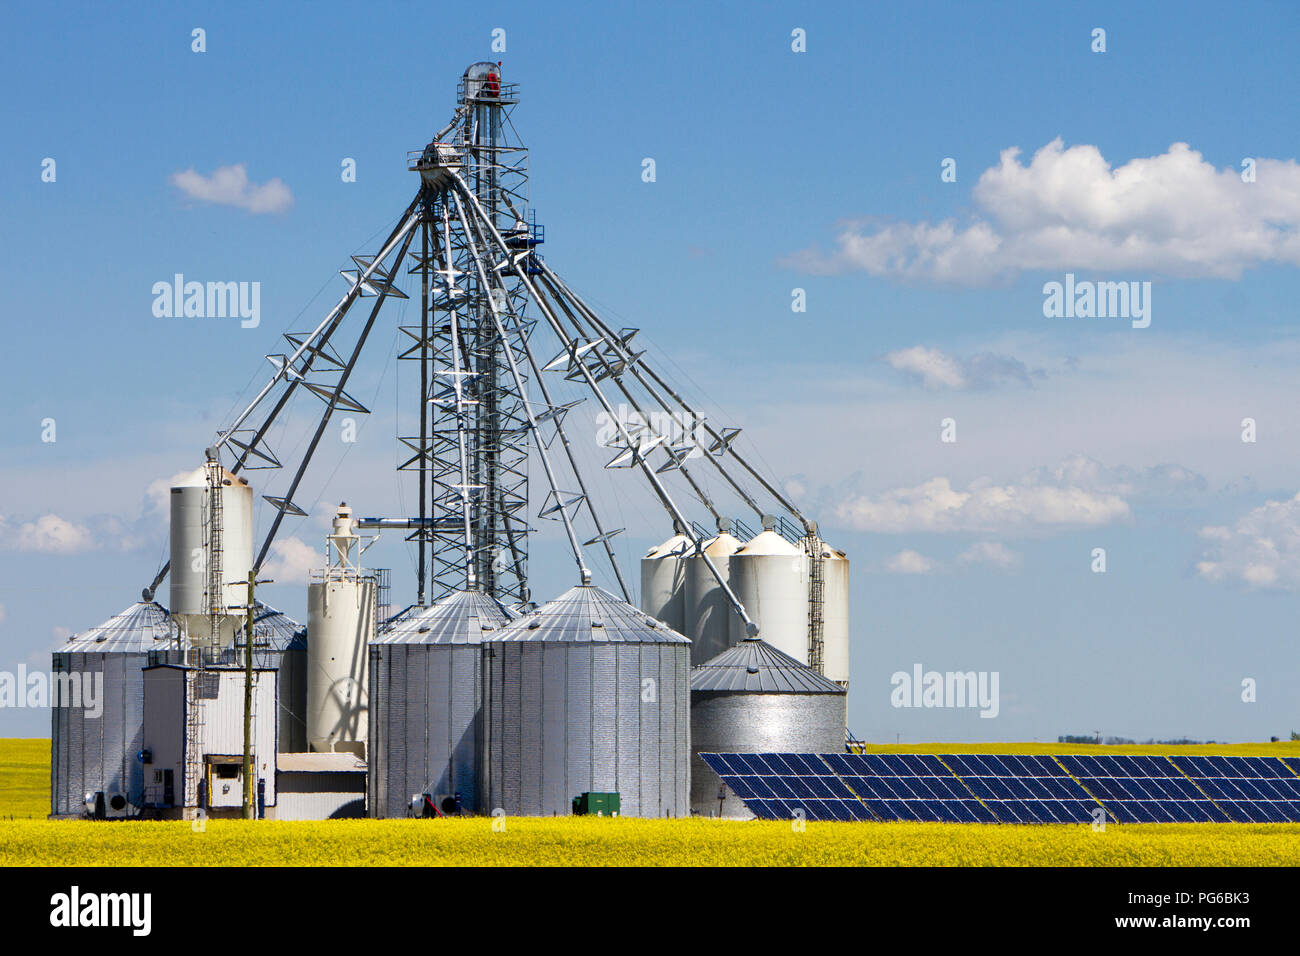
left=3, top=1, right=1300, bottom=741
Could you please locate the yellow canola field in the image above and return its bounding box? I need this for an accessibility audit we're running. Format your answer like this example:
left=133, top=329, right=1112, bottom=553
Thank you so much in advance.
left=1, top=817, right=1299, bottom=867
left=6, top=739, right=1300, bottom=866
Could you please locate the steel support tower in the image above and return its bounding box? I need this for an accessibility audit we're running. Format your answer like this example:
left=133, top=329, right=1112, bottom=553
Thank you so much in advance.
left=401, top=65, right=534, bottom=607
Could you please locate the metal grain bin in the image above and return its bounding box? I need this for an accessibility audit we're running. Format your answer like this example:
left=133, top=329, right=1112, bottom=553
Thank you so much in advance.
left=690, top=638, right=846, bottom=818
left=50, top=602, right=181, bottom=817
left=482, top=585, right=690, bottom=818
left=50, top=600, right=306, bottom=818
left=368, top=590, right=512, bottom=817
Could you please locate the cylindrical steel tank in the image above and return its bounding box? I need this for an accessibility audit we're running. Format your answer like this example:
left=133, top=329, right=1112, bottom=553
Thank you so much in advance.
left=683, top=532, right=742, bottom=666
left=728, top=530, right=809, bottom=664
left=306, top=506, right=375, bottom=756
left=482, top=585, right=690, bottom=818
left=307, top=576, right=375, bottom=755
left=49, top=602, right=183, bottom=817
left=168, top=461, right=254, bottom=647
left=639, top=531, right=691, bottom=633
left=820, top=542, right=850, bottom=687
left=368, top=589, right=512, bottom=818
left=690, top=638, right=847, bottom=818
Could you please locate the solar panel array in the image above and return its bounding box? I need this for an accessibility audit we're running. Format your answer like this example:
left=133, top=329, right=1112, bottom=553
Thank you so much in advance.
left=699, top=752, right=1300, bottom=824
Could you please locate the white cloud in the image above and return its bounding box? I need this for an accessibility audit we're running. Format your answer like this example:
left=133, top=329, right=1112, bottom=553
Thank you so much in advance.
left=785, top=139, right=1300, bottom=283
left=884, top=346, right=966, bottom=388
left=146, top=470, right=193, bottom=517
left=885, top=345, right=1041, bottom=390
left=0, top=602, right=6, bottom=626
left=2, top=514, right=96, bottom=553
left=885, top=549, right=937, bottom=574
left=835, top=466, right=1132, bottom=535
left=1196, top=493, right=1300, bottom=591
left=170, top=164, right=294, bottom=214
left=261, top=537, right=319, bottom=585
left=959, top=540, right=1022, bottom=571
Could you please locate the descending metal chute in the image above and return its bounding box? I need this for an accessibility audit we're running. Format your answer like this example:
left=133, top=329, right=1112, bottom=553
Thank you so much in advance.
left=449, top=188, right=592, bottom=588
left=449, top=172, right=757, bottom=635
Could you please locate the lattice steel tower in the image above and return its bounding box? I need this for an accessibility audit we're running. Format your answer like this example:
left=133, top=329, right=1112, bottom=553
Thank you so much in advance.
left=402, top=63, right=535, bottom=607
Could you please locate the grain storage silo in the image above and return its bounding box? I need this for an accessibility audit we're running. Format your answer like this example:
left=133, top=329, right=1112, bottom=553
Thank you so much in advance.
left=168, top=458, right=254, bottom=649
left=50, top=597, right=308, bottom=817
left=690, top=637, right=846, bottom=818
left=683, top=530, right=742, bottom=665
left=482, top=585, right=690, bottom=818
left=50, top=601, right=183, bottom=818
left=307, top=504, right=376, bottom=757
left=369, top=589, right=512, bottom=818
left=639, top=529, right=691, bottom=633
left=820, top=542, right=850, bottom=687
left=728, top=524, right=809, bottom=664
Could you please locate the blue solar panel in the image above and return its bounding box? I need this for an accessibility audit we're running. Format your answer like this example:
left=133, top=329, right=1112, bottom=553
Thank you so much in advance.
left=700, top=752, right=1300, bottom=824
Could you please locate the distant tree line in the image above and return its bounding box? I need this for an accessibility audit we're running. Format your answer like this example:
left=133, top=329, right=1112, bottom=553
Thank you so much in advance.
left=1056, top=735, right=1224, bottom=745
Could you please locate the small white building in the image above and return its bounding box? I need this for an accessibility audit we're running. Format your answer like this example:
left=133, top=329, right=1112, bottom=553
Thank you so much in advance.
left=274, top=752, right=367, bottom=819
left=141, top=664, right=277, bottom=817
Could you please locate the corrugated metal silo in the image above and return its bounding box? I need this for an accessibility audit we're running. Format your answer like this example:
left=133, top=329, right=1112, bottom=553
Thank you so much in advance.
left=482, top=586, right=690, bottom=818
left=683, top=531, right=742, bottom=665
left=728, top=529, right=809, bottom=664
left=690, top=638, right=846, bottom=818
left=50, top=599, right=307, bottom=817
left=368, top=589, right=512, bottom=818
left=639, top=530, right=691, bottom=633
left=50, top=602, right=182, bottom=817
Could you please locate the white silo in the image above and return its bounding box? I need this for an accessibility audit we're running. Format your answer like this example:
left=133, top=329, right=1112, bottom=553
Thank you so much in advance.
left=306, top=503, right=376, bottom=758
left=683, top=530, right=742, bottom=666
left=639, top=529, right=691, bottom=633
left=168, top=457, right=253, bottom=649
left=820, top=542, right=851, bottom=687
left=728, top=524, right=809, bottom=665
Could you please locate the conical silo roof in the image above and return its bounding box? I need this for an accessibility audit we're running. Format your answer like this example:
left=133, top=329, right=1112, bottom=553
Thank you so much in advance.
left=492, top=585, right=690, bottom=644
left=644, top=532, right=693, bottom=559
left=690, top=638, right=844, bottom=694
left=374, top=589, right=513, bottom=645
left=61, top=601, right=178, bottom=653
left=252, top=601, right=307, bottom=651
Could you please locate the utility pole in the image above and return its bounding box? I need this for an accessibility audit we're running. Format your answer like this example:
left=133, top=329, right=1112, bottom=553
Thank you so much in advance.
left=241, top=571, right=272, bottom=819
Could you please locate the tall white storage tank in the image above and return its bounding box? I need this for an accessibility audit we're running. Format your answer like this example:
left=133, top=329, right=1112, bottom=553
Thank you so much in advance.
left=306, top=505, right=375, bottom=757
left=820, top=543, right=850, bottom=687
left=683, top=532, right=742, bottom=666
left=639, top=531, right=690, bottom=633
left=728, top=529, right=809, bottom=665
left=168, top=460, right=253, bottom=648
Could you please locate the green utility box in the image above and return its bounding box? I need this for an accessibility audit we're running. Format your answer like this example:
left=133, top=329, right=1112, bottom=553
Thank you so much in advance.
left=572, top=792, right=621, bottom=816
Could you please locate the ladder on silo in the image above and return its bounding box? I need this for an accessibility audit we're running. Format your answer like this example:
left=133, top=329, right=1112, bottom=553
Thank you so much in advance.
left=183, top=459, right=226, bottom=809
left=803, top=532, right=826, bottom=674
left=183, top=667, right=206, bottom=808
